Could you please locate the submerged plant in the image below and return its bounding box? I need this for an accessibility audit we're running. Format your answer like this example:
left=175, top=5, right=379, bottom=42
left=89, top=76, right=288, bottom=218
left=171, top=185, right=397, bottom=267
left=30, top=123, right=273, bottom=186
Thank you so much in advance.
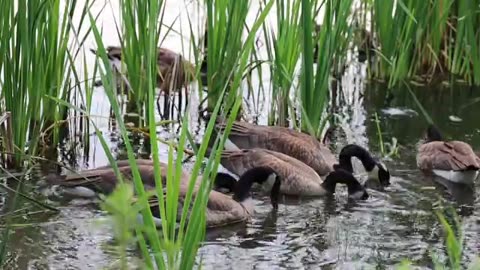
left=374, top=112, right=399, bottom=158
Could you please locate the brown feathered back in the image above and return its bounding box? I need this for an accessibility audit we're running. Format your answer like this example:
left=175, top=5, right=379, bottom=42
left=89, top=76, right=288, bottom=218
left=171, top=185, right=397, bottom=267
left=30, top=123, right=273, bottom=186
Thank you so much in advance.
left=46, top=159, right=252, bottom=227
left=45, top=160, right=191, bottom=194
left=216, top=121, right=337, bottom=177
left=92, top=46, right=195, bottom=93
left=147, top=186, right=251, bottom=228
left=219, top=148, right=324, bottom=196
left=417, top=141, right=480, bottom=171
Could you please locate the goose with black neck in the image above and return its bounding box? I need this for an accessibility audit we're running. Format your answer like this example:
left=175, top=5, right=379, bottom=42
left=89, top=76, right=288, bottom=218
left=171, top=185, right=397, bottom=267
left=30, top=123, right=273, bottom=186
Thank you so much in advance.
left=210, top=119, right=390, bottom=187
left=147, top=166, right=282, bottom=228
left=211, top=148, right=369, bottom=200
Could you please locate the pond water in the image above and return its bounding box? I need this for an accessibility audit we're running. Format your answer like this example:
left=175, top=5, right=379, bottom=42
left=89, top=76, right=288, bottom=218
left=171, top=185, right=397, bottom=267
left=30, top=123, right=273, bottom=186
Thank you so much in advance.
left=3, top=74, right=480, bottom=270
left=2, top=1, right=480, bottom=270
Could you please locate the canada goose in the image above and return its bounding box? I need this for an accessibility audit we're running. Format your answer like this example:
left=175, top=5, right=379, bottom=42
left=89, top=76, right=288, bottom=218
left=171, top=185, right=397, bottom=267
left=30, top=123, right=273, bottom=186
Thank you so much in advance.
left=45, top=159, right=176, bottom=198
left=147, top=166, right=281, bottom=228
left=213, top=120, right=390, bottom=186
left=215, top=148, right=369, bottom=200
left=47, top=161, right=281, bottom=228
left=46, top=159, right=249, bottom=198
left=417, top=125, right=480, bottom=184
left=90, top=46, right=195, bottom=94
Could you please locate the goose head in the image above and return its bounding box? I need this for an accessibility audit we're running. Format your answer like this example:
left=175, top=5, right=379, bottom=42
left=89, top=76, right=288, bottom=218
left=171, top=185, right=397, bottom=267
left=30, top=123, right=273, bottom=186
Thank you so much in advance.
left=335, top=144, right=390, bottom=187
left=213, top=172, right=238, bottom=193
left=232, top=166, right=281, bottom=209
left=322, top=168, right=369, bottom=200
left=426, top=125, right=443, bottom=142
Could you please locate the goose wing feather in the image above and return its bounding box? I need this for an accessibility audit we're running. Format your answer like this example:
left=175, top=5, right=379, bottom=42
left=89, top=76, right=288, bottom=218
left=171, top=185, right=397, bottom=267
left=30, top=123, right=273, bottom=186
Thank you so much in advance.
left=418, top=141, right=480, bottom=171
left=220, top=149, right=324, bottom=195
left=216, top=121, right=336, bottom=176
left=149, top=186, right=249, bottom=228
left=50, top=161, right=193, bottom=194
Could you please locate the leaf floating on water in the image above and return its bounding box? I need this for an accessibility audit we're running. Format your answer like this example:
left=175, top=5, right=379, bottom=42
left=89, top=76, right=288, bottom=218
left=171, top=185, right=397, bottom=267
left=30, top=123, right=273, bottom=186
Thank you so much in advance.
left=448, top=115, right=462, bottom=122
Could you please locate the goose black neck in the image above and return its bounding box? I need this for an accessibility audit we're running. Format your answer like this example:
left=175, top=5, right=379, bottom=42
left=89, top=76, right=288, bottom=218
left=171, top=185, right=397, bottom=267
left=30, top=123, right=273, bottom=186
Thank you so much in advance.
left=233, top=167, right=277, bottom=203
left=338, top=144, right=376, bottom=172
left=321, top=169, right=364, bottom=195
left=214, top=172, right=237, bottom=193
left=426, top=125, right=443, bottom=142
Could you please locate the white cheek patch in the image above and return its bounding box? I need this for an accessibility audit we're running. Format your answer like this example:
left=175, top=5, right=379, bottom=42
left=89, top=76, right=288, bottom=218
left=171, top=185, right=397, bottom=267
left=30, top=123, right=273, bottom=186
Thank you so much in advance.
left=111, top=58, right=122, bottom=70
left=368, top=165, right=379, bottom=180
left=378, top=162, right=388, bottom=172
left=262, top=173, right=277, bottom=193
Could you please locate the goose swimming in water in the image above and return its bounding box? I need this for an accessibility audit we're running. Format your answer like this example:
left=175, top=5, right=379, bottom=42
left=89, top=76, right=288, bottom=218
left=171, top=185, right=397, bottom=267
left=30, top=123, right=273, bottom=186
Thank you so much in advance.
left=417, top=125, right=479, bottom=184
left=212, top=119, right=390, bottom=186
left=45, top=160, right=281, bottom=228
left=209, top=148, right=369, bottom=200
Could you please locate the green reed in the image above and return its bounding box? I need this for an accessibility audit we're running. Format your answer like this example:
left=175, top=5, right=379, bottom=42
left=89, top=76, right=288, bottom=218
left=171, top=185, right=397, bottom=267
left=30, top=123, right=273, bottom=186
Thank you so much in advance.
left=203, top=0, right=250, bottom=111
left=89, top=0, right=273, bottom=268
left=371, top=0, right=480, bottom=87
left=397, top=208, right=479, bottom=269
left=300, top=0, right=353, bottom=137
left=117, top=0, right=165, bottom=124
left=263, top=0, right=302, bottom=126
left=0, top=0, right=91, bottom=166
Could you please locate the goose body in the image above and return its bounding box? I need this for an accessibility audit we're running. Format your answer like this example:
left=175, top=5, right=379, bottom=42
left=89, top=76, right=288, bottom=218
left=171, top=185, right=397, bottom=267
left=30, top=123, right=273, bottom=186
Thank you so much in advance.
left=218, top=148, right=368, bottom=199
left=148, top=169, right=275, bottom=228
left=91, top=46, right=195, bottom=94
left=46, top=160, right=281, bottom=228
left=214, top=120, right=390, bottom=186
left=46, top=159, right=182, bottom=197
left=216, top=120, right=336, bottom=176
left=417, top=126, right=480, bottom=184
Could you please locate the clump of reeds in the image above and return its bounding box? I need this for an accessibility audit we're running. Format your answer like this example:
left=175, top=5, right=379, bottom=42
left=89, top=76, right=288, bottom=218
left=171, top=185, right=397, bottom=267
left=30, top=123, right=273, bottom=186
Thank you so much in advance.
left=0, top=0, right=90, bottom=166
left=88, top=0, right=274, bottom=268
left=370, top=1, right=480, bottom=87
left=299, top=0, right=353, bottom=137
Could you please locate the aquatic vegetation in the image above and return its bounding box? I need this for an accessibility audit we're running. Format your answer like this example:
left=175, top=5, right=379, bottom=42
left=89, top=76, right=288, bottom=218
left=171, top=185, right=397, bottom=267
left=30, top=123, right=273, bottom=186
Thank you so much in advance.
left=115, top=0, right=164, bottom=124
left=398, top=208, right=480, bottom=270
left=203, top=0, right=254, bottom=111
left=300, top=0, right=353, bottom=137
left=88, top=0, right=274, bottom=268
left=374, top=112, right=399, bottom=158
left=263, top=0, right=302, bottom=127
left=370, top=0, right=480, bottom=87
left=0, top=0, right=92, bottom=166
